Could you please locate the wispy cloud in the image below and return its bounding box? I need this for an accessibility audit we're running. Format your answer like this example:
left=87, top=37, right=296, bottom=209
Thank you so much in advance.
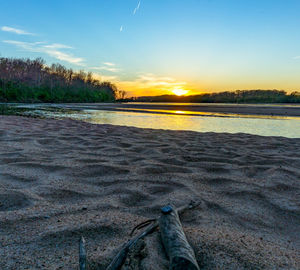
left=103, top=62, right=115, bottom=66
left=1, top=26, right=35, bottom=35
left=90, top=62, right=120, bottom=73
left=3, top=40, right=41, bottom=50
left=45, top=50, right=84, bottom=65
left=293, top=56, right=300, bottom=60
left=133, top=1, right=141, bottom=15
left=137, top=73, right=186, bottom=87
left=92, top=73, right=118, bottom=82
left=118, top=72, right=188, bottom=97
left=3, top=40, right=85, bottom=65
left=120, top=25, right=123, bottom=32
left=43, top=43, right=73, bottom=49
left=91, top=66, right=120, bottom=72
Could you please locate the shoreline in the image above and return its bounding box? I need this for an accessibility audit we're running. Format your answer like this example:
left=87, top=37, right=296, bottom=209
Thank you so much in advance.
left=0, top=116, right=299, bottom=269
left=4, top=102, right=300, bottom=138
left=11, top=102, right=300, bottom=117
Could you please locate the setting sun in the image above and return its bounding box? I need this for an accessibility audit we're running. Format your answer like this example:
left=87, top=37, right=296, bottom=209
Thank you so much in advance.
left=172, top=88, right=189, bottom=96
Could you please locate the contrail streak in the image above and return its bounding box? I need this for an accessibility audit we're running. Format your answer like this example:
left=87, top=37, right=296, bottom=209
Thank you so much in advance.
left=133, top=1, right=141, bottom=15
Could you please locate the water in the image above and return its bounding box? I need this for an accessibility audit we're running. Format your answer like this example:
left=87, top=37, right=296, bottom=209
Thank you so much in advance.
left=14, top=103, right=300, bottom=138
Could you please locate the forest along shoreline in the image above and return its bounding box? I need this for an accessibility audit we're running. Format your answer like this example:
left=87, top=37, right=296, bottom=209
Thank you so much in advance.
left=0, top=57, right=120, bottom=103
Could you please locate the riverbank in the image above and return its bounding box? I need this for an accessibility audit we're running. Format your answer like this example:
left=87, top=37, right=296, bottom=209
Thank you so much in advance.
left=0, top=116, right=299, bottom=269
left=28, top=102, right=300, bottom=117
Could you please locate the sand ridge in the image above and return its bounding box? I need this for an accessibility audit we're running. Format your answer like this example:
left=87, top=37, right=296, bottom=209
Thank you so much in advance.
left=0, top=116, right=299, bottom=269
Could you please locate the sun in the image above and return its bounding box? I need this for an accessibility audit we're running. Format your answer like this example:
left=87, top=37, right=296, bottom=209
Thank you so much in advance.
left=172, top=88, right=189, bottom=96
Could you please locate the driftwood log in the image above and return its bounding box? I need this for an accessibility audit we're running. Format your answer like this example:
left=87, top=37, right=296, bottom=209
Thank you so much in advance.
left=105, top=201, right=199, bottom=270
left=159, top=205, right=200, bottom=270
left=79, top=236, right=87, bottom=270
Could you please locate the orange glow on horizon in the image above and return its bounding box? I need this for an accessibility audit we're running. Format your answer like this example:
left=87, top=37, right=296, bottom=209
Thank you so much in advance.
left=114, top=74, right=299, bottom=97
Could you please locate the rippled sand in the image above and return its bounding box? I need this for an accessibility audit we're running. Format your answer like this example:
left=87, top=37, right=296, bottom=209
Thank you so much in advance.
left=0, top=116, right=299, bottom=269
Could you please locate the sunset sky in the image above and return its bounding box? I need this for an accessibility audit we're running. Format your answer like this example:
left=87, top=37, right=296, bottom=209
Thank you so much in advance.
left=1, top=0, right=300, bottom=97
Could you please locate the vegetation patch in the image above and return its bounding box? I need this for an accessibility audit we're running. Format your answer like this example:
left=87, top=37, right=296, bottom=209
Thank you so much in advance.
left=0, top=57, right=119, bottom=103
left=122, top=90, right=300, bottom=103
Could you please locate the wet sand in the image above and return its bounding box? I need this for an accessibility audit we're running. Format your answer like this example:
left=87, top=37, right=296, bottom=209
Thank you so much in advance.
left=0, top=116, right=299, bottom=269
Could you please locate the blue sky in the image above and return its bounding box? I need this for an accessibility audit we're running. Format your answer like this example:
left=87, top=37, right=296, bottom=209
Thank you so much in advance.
left=1, top=0, right=300, bottom=96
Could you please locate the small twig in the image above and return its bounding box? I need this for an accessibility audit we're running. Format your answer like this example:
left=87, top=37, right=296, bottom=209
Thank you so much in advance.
left=79, top=236, right=87, bottom=270
left=129, top=218, right=156, bottom=236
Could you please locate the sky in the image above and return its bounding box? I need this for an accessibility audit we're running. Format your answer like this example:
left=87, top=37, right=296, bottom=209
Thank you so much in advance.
left=1, top=0, right=300, bottom=97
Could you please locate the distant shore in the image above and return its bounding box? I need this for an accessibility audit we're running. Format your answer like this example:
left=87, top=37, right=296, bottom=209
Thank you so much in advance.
left=17, top=102, right=300, bottom=117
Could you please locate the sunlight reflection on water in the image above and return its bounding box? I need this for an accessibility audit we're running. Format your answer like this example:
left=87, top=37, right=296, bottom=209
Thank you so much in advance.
left=36, top=109, right=300, bottom=138
left=118, top=108, right=300, bottom=120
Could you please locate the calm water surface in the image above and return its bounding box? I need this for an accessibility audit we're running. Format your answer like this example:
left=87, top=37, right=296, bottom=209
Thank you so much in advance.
left=18, top=103, right=300, bottom=138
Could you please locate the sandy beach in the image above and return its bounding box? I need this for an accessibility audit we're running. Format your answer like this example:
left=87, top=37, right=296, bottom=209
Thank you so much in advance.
left=0, top=115, right=299, bottom=269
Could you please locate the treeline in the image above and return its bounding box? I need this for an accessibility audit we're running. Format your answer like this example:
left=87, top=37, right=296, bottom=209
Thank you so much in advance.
left=123, top=90, right=300, bottom=103
left=0, top=57, right=119, bottom=102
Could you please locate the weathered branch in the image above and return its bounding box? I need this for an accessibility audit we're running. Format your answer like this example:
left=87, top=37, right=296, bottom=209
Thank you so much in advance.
left=79, top=236, right=87, bottom=270
left=105, top=201, right=199, bottom=270
left=159, top=204, right=200, bottom=270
